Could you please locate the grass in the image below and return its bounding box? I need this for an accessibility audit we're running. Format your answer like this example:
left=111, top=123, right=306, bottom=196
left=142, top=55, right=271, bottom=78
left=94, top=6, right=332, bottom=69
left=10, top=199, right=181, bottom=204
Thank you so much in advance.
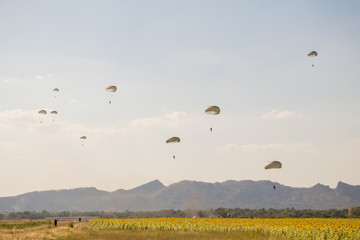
left=0, top=220, right=51, bottom=229
left=0, top=220, right=284, bottom=240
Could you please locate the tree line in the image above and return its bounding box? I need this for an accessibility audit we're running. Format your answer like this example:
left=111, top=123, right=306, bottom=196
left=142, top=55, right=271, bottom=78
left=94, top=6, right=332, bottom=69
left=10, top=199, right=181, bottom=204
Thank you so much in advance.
left=1, top=207, right=360, bottom=220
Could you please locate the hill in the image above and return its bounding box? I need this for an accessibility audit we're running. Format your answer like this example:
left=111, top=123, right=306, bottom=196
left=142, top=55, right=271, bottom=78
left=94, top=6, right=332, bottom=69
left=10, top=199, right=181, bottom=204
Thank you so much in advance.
left=0, top=180, right=359, bottom=211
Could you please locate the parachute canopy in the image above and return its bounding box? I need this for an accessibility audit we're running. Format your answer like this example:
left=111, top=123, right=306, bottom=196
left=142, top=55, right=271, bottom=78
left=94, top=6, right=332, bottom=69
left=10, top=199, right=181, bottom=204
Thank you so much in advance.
left=307, top=51, right=318, bottom=57
left=265, top=161, right=282, bottom=170
left=38, top=110, right=47, bottom=115
left=50, top=110, right=58, bottom=115
left=80, top=136, right=87, bottom=140
left=105, top=85, right=117, bottom=92
left=53, top=88, right=59, bottom=92
left=205, top=106, right=220, bottom=115
left=166, top=137, right=180, bottom=143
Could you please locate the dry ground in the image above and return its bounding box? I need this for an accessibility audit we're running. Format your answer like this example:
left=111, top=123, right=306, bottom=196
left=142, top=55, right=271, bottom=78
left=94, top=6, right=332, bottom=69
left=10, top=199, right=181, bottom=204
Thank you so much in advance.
left=0, top=220, right=285, bottom=240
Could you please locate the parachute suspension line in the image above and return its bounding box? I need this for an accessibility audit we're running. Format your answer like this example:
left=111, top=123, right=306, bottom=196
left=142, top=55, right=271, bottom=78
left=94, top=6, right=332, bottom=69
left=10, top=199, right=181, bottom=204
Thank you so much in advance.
left=105, top=85, right=117, bottom=105
left=265, top=161, right=282, bottom=190
left=166, top=137, right=180, bottom=160
left=307, top=50, right=317, bottom=67
left=80, top=136, right=87, bottom=147
left=205, top=106, right=220, bottom=132
left=38, top=109, right=47, bottom=125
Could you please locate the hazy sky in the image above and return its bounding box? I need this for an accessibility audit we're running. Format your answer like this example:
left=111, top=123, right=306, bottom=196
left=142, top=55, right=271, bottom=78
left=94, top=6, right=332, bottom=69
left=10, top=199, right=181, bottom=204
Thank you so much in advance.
left=1, top=0, right=360, bottom=197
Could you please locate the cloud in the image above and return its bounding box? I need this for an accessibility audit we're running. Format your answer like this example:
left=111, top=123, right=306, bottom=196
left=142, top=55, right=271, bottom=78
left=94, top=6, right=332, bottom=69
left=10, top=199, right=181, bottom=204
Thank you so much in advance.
left=34, top=74, right=54, bottom=80
left=1, top=78, right=18, bottom=83
left=0, top=109, right=38, bottom=125
left=0, top=141, right=23, bottom=149
left=218, top=142, right=312, bottom=153
left=0, top=109, right=126, bottom=139
left=130, top=111, right=190, bottom=129
left=262, top=110, right=303, bottom=119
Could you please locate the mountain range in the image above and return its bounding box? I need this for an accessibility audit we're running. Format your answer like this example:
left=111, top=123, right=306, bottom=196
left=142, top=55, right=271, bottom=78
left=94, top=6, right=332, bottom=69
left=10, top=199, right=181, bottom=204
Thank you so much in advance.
left=0, top=180, right=359, bottom=212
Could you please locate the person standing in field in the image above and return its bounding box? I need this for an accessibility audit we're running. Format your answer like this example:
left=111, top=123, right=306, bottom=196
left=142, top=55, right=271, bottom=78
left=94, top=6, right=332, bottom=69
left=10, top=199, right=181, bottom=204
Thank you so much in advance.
left=54, top=219, right=58, bottom=227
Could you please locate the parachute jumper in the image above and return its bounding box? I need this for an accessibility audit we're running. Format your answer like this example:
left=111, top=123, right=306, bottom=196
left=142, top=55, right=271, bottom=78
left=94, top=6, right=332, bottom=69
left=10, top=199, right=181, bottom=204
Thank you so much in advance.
left=205, top=106, right=220, bottom=132
left=307, top=51, right=318, bottom=67
left=38, top=110, right=47, bottom=124
left=105, top=85, right=117, bottom=104
left=52, top=88, right=59, bottom=98
left=166, top=137, right=180, bottom=159
left=50, top=110, right=58, bottom=122
left=80, top=136, right=87, bottom=146
left=265, top=161, right=282, bottom=190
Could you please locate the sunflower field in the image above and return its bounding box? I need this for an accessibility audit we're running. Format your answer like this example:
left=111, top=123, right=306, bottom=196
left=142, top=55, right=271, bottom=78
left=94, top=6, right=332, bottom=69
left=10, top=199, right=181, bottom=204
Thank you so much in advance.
left=91, top=217, right=360, bottom=239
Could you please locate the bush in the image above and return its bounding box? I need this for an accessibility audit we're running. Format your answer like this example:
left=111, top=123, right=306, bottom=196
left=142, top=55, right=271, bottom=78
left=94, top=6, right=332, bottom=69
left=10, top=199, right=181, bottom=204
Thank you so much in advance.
left=68, top=221, right=74, bottom=228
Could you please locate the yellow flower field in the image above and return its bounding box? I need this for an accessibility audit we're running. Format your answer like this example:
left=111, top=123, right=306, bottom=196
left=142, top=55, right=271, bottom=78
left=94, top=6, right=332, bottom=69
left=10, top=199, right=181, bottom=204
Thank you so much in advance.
left=91, top=217, right=360, bottom=240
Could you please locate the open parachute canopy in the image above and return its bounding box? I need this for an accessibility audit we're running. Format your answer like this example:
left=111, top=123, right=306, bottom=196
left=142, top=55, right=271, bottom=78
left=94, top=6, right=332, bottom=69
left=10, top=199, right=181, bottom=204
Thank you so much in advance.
left=205, top=106, right=220, bottom=115
left=53, top=88, right=59, bottom=92
left=80, top=136, right=87, bottom=140
left=38, top=110, right=47, bottom=115
left=307, top=51, right=318, bottom=57
left=105, top=85, right=117, bottom=92
left=265, top=161, right=282, bottom=170
left=166, top=137, right=180, bottom=143
left=50, top=110, right=58, bottom=115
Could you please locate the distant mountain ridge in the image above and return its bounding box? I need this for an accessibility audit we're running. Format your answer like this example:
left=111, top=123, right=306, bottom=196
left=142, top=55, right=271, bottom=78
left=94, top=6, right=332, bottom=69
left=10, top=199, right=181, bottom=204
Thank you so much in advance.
left=0, top=180, right=359, bottom=212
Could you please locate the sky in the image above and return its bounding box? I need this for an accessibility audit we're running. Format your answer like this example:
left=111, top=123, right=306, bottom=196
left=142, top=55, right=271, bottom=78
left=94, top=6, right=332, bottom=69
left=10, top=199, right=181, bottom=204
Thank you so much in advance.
left=0, top=0, right=360, bottom=197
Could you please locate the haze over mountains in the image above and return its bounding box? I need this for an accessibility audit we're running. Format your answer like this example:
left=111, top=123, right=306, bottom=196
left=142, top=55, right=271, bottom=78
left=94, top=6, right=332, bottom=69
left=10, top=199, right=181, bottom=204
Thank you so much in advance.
left=0, top=180, right=359, bottom=212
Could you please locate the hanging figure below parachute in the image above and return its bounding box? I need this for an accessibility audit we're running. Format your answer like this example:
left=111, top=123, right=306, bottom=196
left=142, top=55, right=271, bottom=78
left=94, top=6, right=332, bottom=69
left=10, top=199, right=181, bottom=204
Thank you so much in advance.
left=205, top=106, right=220, bottom=132
left=105, top=85, right=117, bottom=104
left=166, top=136, right=180, bottom=159
left=265, top=161, right=282, bottom=190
